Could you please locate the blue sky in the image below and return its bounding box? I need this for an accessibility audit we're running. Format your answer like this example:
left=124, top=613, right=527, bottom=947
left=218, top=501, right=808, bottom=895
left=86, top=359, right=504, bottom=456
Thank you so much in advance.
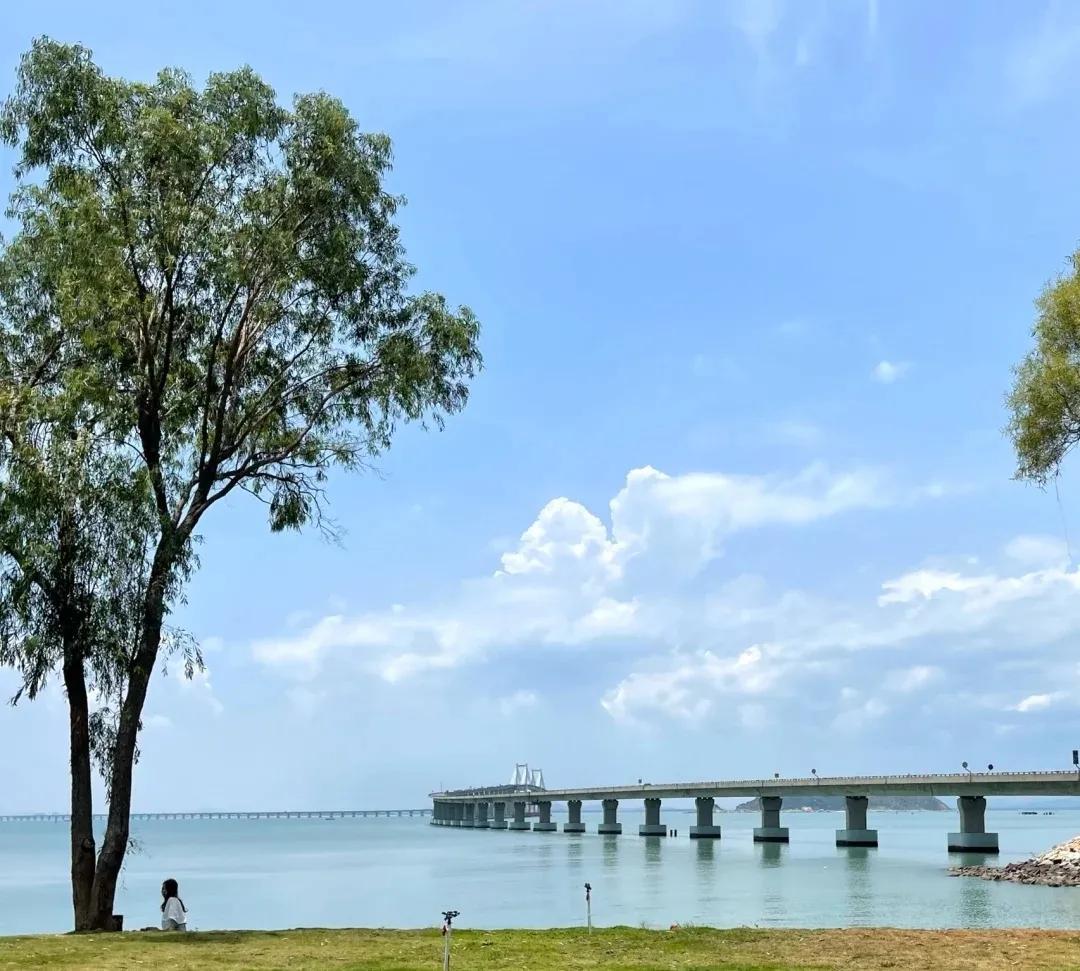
left=3, top=0, right=1080, bottom=812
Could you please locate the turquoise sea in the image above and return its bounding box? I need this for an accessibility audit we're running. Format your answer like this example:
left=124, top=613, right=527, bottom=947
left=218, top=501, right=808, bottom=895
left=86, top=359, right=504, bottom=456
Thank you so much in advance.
left=3, top=807, right=1080, bottom=935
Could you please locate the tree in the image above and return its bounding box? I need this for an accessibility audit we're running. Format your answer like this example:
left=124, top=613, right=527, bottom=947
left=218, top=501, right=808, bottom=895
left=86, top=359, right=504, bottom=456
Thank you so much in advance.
left=0, top=38, right=480, bottom=930
left=1008, top=249, right=1080, bottom=482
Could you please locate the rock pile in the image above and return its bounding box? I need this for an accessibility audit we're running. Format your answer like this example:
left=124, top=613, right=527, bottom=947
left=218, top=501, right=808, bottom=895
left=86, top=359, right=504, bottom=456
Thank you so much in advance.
left=951, top=835, right=1080, bottom=887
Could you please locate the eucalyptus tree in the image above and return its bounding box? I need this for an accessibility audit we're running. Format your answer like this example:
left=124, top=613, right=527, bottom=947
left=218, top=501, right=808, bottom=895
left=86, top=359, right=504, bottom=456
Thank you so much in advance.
left=0, top=38, right=480, bottom=930
left=1009, top=250, right=1080, bottom=482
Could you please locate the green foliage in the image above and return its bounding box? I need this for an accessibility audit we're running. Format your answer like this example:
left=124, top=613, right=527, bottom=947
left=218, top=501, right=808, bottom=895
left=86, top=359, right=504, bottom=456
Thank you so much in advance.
left=1008, top=249, right=1080, bottom=484
left=1, top=37, right=480, bottom=543
left=0, top=37, right=480, bottom=926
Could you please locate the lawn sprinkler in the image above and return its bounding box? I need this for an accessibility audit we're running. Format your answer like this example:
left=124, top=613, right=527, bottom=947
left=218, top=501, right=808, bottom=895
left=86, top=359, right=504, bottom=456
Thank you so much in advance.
left=584, top=883, right=592, bottom=933
left=441, top=910, right=460, bottom=970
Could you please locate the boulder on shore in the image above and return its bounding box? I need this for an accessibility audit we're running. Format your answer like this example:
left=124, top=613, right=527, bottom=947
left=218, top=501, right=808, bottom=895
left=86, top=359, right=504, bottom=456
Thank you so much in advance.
left=951, top=835, right=1080, bottom=887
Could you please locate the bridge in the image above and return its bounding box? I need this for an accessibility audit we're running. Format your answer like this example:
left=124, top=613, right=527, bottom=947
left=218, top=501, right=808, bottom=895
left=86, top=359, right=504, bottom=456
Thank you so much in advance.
left=0, top=808, right=431, bottom=823
left=431, top=769, right=1080, bottom=852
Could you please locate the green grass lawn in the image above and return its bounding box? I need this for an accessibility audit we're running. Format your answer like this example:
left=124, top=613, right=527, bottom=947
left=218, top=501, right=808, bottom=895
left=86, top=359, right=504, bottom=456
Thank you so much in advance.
left=2, top=927, right=1080, bottom=971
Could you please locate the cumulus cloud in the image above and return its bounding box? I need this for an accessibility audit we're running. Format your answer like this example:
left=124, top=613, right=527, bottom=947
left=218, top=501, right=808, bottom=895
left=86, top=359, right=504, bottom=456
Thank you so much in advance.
left=248, top=462, right=1079, bottom=735
left=252, top=463, right=901, bottom=680
left=600, top=645, right=781, bottom=723
left=599, top=540, right=1080, bottom=725
left=872, top=360, right=909, bottom=384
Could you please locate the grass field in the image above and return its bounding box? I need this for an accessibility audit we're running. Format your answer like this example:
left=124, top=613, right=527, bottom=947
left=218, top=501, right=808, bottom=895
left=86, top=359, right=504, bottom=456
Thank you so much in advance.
left=1, top=926, right=1080, bottom=971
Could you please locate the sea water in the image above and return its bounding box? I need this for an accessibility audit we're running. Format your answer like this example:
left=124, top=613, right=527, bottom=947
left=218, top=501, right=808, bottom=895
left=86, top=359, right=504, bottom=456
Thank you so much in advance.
left=3, top=808, right=1080, bottom=935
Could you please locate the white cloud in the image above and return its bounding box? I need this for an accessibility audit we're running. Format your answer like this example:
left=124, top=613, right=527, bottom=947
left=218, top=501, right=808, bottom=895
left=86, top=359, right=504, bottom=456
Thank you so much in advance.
left=1013, top=692, right=1066, bottom=713
left=831, top=691, right=888, bottom=732
left=252, top=463, right=904, bottom=680
left=878, top=569, right=987, bottom=605
left=600, top=645, right=780, bottom=723
left=1005, top=534, right=1070, bottom=569
left=143, top=714, right=173, bottom=730
left=498, top=690, right=539, bottom=717
left=597, top=539, right=1080, bottom=724
left=872, top=360, right=909, bottom=384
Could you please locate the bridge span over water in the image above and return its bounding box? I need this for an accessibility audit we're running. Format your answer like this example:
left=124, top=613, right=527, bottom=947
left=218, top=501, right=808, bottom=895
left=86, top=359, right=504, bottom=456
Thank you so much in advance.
left=0, top=808, right=431, bottom=823
left=431, top=770, right=1080, bottom=852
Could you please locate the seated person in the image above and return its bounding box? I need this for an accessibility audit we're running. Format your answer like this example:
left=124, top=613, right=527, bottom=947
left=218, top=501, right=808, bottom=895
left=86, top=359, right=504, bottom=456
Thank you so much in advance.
left=160, top=878, right=188, bottom=931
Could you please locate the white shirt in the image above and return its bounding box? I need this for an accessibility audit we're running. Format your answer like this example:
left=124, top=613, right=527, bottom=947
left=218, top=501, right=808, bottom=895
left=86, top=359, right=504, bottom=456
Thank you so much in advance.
left=161, top=897, right=188, bottom=930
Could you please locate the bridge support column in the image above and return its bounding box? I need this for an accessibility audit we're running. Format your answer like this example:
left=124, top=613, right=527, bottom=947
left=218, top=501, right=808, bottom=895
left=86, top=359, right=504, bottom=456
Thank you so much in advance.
left=491, top=801, right=508, bottom=829
left=463, top=803, right=475, bottom=828
left=533, top=800, right=557, bottom=831
left=948, top=796, right=998, bottom=853
left=509, top=800, right=530, bottom=831
left=598, top=798, right=622, bottom=835
left=836, top=795, right=877, bottom=847
left=564, top=799, right=585, bottom=833
left=475, top=801, right=490, bottom=829
left=639, top=797, right=667, bottom=836
left=690, top=796, right=722, bottom=838
left=432, top=801, right=444, bottom=826
left=753, top=796, right=789, bottom=842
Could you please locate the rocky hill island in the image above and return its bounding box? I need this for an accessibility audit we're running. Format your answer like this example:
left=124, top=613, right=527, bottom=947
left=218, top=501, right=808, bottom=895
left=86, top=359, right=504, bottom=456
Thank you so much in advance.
left=736, top=795, right=948, bottom=812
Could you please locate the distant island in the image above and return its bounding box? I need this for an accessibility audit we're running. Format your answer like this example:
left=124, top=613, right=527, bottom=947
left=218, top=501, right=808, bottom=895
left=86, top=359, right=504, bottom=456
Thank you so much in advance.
left=736, top=795, right=948, bottom=812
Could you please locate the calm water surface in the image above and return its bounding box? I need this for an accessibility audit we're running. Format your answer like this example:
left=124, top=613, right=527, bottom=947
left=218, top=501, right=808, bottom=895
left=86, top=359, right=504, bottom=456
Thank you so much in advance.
left=3, top=808, right=1080, bottom=935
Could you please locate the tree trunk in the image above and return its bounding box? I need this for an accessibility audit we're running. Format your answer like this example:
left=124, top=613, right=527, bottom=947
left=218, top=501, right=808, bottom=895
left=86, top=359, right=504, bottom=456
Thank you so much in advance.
left=62, top=648, right=96, bottom=931
left=88, top=559, right=170, bottom=931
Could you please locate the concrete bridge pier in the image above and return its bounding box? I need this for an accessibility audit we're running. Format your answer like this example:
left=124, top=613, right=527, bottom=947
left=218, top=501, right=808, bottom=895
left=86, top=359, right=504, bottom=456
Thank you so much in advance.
left=491, top=801, right=508, bottom=829
left=533, top=800, right=557, bottom=831
left=948, top=796, right=998, bottom=853
left=564, top=799, right=586, bottom=833
left=475, top=801, right=490, bottom=829
left=509, top=800, right=530, bottom=831
left=690, top=796, right=722, bottom=838
left=639, top=797, right=667, bottom=836
left=598, top=798, right=622, bottom=835
left=836, top=795, right=877, bottom=847
left=463, top=803, right=476, bottom=828
left=753, top=796, right=789, bottom=843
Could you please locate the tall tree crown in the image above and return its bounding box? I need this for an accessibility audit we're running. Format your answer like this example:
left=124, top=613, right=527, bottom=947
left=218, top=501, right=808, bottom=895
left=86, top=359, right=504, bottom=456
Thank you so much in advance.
left=0, top=37, right=481, bottom=538
left=1009, top=249, right=1080, bottom=485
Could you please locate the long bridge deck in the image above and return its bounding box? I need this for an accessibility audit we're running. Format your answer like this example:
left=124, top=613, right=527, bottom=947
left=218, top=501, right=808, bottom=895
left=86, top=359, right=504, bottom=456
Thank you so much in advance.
left=434, top=770, right=1080, bottom=802
left=0, top=809, right=431, bottom=823
left=430, top=770, right=1080, bottom=851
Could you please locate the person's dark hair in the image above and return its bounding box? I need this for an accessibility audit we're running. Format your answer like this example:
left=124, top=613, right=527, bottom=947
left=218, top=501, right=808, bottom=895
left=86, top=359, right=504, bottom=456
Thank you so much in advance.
left=161, top=878, right=186, bottom=913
